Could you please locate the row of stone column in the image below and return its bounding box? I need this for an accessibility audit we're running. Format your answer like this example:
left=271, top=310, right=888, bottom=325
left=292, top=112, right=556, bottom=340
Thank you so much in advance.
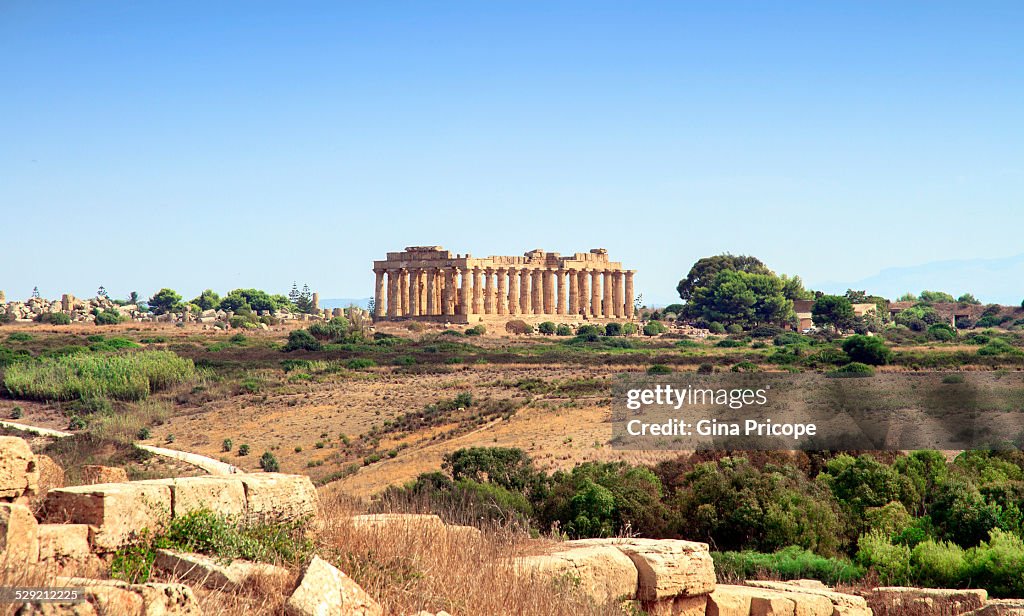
left=373, top=267, right=635, bottom=319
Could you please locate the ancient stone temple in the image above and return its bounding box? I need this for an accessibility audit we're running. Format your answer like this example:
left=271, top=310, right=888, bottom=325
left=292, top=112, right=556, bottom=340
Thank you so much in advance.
left=373, top=247, right=636, bottom=324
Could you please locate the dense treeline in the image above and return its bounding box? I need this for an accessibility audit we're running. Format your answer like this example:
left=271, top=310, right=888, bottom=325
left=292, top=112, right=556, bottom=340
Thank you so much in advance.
left=386, top=446, right=1024, bottom=595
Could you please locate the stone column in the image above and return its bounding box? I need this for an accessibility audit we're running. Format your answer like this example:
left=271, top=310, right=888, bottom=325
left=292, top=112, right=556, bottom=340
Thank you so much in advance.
left=602, top=270, right=613, bottom=317
left=312, top=293, right=320, bottom=312
left=590, top=270, right=601, bottom=318
left=442, top=268, right=455, bottom=316
left=507, top=268, right=519, bottom=315
left=531, top=269, right=543, bottom=315
left=624, top=270, right=635, bottom=318
left=496, top=268, right=507, bottom=315
left=373, top=269, right=386, bottom=319
left=543, top=269, right=555, bottom=314
left=613, top=271, right=624, bottom=318
left=520, top=268, right=532, bottom=314
left=484, top=268, right=495, bottom=314
left=556, top=269, right=567, bottom=315
left=426, top=268, right=436, bottom=316
left=459, top=268, right=470, bottom=316
left=567, top=269, right=578, bottom=315
left=578, top=269, right=590, bottom=316
left=471, top=267, right=483, bottom=314
left=399, top=269, right=410, bottom=316
left=387, top=269, right=399, bottom=317
left=407, top=269, right=419, bottom=317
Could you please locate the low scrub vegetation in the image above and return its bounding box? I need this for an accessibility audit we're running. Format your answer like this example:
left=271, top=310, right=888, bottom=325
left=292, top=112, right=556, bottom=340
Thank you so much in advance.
left=3, top=350, right=195, bottom=401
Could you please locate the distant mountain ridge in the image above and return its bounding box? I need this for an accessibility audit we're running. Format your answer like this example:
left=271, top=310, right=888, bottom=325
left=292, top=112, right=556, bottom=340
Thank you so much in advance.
left=815, top=253, right=1024, bottom=305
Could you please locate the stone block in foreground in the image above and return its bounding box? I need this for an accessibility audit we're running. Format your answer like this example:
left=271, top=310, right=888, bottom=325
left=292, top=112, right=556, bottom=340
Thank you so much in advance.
left=42, top=482, right=171, bottom=552
left=516, top=544, right=639, bottom=604
left=1, top=502, right=39, bottom=566
left=568, top=537, right=715, bottom=601
left=285, top=555, right=382, bottom=616
left=154, top=548, right=290, bottom=590
left=0, top=436, right=38, bottom=502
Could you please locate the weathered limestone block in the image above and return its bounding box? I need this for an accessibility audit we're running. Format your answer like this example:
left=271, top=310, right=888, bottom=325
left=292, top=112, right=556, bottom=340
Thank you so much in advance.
left=964, top=599, right=1024, bottom=615
left=867, top=587, right=987, bottom=616
left=239, top=474, right=318, bottom=523
left=0, top=436, right=39, bottom=502
left=747, top=581, right=869, bottom=610
left=350, top=513, right=445, bottom=533
left=43, top=483, right=172, bottom=552
left=285, top=555, right=382, bottom=616
left=569, top=538, right=715, bottom=600
left=707, top=585, right=834, bottom=616
left=79, top=466, right=129, bottom=485
left=57, top=577, right=199, bottom=616
left=35, top=454, right=65, bottom=495
left=37, top=523, right=91, bottom=563
left=516, top=544, right=639, bottom=603
left=645, top=594, right=708, bottom=616
left=138, top=477, right=246, bottom=518
left=1, top=502, right=39, bottom=565
left=153, top=549, right=290, bottom=590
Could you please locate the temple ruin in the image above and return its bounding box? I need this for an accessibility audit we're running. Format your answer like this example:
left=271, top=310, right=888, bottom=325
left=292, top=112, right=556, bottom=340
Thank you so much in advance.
left=372, top=247, right=636, bottom=324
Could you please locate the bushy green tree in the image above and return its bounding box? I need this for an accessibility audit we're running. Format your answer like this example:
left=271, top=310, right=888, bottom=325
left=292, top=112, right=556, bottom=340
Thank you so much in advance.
left=688, top=270, right=794, bottom=328
left=677, top=254, right=770, bottom=301
left=191, top=289, right=220, bottom=311
left=812, top=295, right=855, bottom=332
left=148, top=288, right=182, bottom=315
left=919, top=290, right=956, bottom=304
left=537, top=321, right=557, bottom=335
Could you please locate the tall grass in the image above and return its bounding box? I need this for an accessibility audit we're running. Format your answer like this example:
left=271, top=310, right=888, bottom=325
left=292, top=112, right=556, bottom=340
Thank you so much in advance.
left=3, top=350, right=195, bottom=402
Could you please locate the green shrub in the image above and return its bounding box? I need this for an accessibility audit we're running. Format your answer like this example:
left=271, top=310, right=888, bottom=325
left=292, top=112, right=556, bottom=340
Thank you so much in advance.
left=731, top=361, right=759, bottom=372
left=726, top=323, right=744, bottom=334
left=708, top=322, right=726, bottom=334
left=7, top=332, right=32, bottom=342
left=842, top=335, right=892, bottom=365
left=555, top=324, right=573, bottom=336
left=283, top=329, right=321, bottom=352
left=537, top=322, right=557, bottom=335
left=67, top=416, right=87, bottom=430
left=393, top=356, right=417, bottom=366
left=622, top=323, right=638, bottom=335
left=965, top=529, right=1024, bottom=597
left=576, top=325, right=601, bottom=336
left=942, top=374, right=965, bottom=384
left=856, top=530, right=911, bottom=585
left=928, top=323, right=956, bottom=342
left=647, top=364, right=672, bottom=375
left=697, top=363, right=714, bottom=374
left=89, top=337, right=140, bottom=352
left=712, top=547, right=864, bottom=585
left=978, top=338, right=1015, bottom=356
left=465, top=324, right=486, bottom=336
left=345, top=358, right=376, bottom=370
left=222, top=438, right=233, bottom=452
left=827, top=362, right=875, bottom=378
left=604, top=322, right=623, bottom=336
left=95, top=309, right=125, bottom=325
left=37, top=312, right=71, bottom=325
left=137, top=427, right=151, bottom=440
left=912, top=539, right=967, bottom=587
left=238, top=444, right=250, bottom=456
left=259, top=452, right=279, bottom=472
left=643, top=321, right=666, bottom=336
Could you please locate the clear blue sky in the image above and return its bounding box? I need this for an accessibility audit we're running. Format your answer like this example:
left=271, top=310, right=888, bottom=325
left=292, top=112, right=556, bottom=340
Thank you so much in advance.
left=2, top=2, right=1021, bottom=305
